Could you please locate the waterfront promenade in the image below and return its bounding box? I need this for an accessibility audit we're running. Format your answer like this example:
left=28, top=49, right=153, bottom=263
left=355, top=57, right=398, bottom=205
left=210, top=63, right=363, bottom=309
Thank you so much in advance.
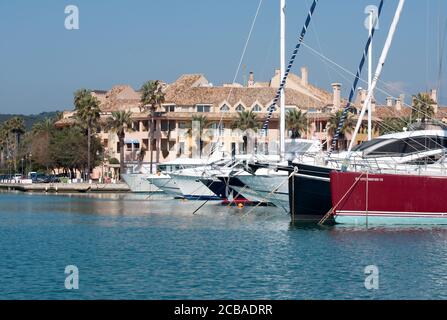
left=0, top=183, right=130, bottom=193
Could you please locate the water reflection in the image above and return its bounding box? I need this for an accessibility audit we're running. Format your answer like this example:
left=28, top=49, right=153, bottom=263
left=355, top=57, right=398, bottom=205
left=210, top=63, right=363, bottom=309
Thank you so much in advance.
left=2, top=192, right=447, bottom=299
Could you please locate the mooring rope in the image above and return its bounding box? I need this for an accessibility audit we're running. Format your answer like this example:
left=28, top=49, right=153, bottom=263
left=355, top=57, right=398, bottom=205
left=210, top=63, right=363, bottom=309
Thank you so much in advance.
left=241, top=170, right=295, bottom=218
left=318, top=172, right=366, bottom=225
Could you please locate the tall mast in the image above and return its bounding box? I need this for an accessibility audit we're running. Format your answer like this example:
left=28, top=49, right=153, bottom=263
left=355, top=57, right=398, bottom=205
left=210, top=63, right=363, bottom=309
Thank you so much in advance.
left=280, top=0, right=286, bottom=161
left=348, top=0, right=406, bottom=153
left=367, top=9, right=374, bottom=141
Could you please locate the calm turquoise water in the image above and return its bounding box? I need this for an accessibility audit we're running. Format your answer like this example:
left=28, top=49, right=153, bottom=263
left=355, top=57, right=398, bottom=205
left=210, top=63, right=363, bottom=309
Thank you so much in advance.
left=1, top=191, right=447, bottom=300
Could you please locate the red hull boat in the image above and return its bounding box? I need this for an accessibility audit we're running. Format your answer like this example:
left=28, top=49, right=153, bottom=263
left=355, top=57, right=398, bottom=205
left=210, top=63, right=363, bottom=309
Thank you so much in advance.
left=330, top=171, right=447, bottom=225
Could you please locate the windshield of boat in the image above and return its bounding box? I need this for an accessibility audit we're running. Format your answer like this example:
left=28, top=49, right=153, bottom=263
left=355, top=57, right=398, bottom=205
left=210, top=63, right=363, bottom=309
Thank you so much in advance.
left=286, top=141, right=315, bottom=155
left=363, top=136, right=447, bottom=157
left=351, top=139, right=386, bottom=152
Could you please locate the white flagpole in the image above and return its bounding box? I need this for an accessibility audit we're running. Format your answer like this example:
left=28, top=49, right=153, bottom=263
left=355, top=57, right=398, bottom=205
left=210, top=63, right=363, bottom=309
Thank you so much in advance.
left=280, top=0, right=286, bottom=161
left=368, top=9, right=374, bottom=141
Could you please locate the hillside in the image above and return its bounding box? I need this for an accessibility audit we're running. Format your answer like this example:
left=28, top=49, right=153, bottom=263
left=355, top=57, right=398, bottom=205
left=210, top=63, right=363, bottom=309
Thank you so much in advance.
left=0, top=112, right=60, bottom=130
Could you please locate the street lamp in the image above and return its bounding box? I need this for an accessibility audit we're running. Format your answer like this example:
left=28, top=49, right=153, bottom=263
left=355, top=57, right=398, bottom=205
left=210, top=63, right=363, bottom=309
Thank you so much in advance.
left=21, top=158, right=24, bottom=177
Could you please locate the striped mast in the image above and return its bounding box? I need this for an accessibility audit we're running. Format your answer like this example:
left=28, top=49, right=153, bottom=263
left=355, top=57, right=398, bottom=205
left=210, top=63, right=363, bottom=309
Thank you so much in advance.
left=347, top=0, right=406, bottom=155
left=261, top=0, right=319, bottom=136
left=328, top=0, right=384, bottom=155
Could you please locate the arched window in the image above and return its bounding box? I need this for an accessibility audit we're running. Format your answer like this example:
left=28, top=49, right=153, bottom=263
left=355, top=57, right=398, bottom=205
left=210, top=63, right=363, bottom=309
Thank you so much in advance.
left=220, top=104, right=230, bottom=113
left=236, top=104, right=245, bottom=112
left=252, top=104, right=262, bottom=113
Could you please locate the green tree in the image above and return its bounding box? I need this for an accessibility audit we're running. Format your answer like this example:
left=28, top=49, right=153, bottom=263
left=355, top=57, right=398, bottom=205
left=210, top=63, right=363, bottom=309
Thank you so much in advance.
left=74, top=89, right=101, bottom=179
left=231, top=110, right=260, bottom=132
left=2, top=117, right=25, bottom=171
left=327, top=110, right=356, bottom=151
left=412, top=93, right=436, bottom=124
left=28, top=117, right=57, bottom=172
left=105, top=111, right=134, bottom=180
left=0, top=123, right=11, bottom=172
left=140, top=80, right=165, bottom=173
left=378, top=117, right=411, bottom=135
left=32, top=117, right=55, bottom=135
left=286, top=109, right=307, bottom=139
left=49, top=126, right=103, bottom=177
left=231, top=111, right=260, bottom=155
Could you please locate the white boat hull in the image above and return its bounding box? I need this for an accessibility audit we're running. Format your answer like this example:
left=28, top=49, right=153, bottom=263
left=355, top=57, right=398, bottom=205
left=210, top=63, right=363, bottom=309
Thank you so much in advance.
left=121, top=174, right=161, bottom=193
left=147, top=175, right=183, bottom=198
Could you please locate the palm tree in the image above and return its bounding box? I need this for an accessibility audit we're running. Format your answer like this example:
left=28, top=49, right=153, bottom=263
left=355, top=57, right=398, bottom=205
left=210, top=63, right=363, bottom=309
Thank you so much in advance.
left=231, top=110, right=260, bottom=132
left=327, top=110, right=356, bottom=151
left=378, top=117, right=411, bottom=135
left=232, top=111, right=260, bottom=154
left=105, top=111, right=134, bottom=180
left=74, top=89, right=101, bottom=179
left=191, top=115, right=210, bottom=158
left=5, top=117, right=25, bottom=171
left=140, top=80, right=165, bottom=174
left=32, top=118, right=55, bottom=135
left=412, top=93, right=436, bottom=123
left=0, top=124, right=9, bottom=169
left=286, top=109, right=307, bottom=138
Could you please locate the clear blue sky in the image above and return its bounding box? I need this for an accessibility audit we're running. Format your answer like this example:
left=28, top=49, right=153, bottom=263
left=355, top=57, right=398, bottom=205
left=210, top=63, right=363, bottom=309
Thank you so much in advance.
left=0, top=0, right=445, bottom=114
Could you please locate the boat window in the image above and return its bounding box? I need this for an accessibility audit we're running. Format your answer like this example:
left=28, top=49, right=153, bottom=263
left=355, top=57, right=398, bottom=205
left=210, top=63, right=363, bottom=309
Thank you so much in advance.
left=402, top=136, right=444, bottom=154
left=286, top=141, right=313, bottom=154
left=366, top=136, right=447, bottom=157
left=352, top=139, right=386, bottom=152
left=405, top=155, right=441, bottom=165
left=367, top=139, right=407, bottom=156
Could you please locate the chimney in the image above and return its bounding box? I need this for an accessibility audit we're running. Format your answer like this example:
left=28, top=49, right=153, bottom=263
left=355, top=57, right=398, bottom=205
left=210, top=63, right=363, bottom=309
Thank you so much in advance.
left=332, top=83, right=342, bottom=110
left=430, top=89, right=439, bottom=113
left=396, top=95, right=404, bottom=111
left=371, top=98, right=376, bottom=112
left=301, top=67, right=308, bottom=87
left=248, top=72, right=255, bottom=87
left=430, top=89, right=438, bottom=103
left=358, top=88, right=367, bottom=103
left=386, top=97, right=394, bottom=107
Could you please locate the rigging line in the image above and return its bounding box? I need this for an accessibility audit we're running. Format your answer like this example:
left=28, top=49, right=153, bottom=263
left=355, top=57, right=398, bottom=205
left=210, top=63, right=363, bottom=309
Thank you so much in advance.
left=261, top=0, right=320, bottom=134
left=304, top=0, right=333, bottom=85
left=301, top=41, right=446, bottom=153
left=328, top=0, right=384, bottom=156
left=301, top=41, right=443, bottom=127
left=437, top=19, right=447, bottom=104
left=226, top=0, right=263, bottom=99
left=213, top=0, right=264, bottom=146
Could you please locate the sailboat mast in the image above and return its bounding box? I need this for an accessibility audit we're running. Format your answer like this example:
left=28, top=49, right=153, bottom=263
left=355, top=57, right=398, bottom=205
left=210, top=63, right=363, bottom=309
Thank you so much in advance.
left=348, top=0, right=405, bottom=154
left=280, top=0, right=286, bottom=161
left=368, top=9, right=373, bottom=141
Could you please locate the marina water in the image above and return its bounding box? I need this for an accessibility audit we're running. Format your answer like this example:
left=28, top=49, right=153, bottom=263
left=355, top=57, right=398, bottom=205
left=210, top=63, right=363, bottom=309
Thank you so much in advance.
left=1, top=191, right=447, bottom=300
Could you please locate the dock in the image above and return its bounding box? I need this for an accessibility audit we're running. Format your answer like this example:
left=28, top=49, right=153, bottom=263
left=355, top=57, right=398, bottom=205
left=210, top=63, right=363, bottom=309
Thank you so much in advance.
left=0, top=183, right=130, bottom=193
